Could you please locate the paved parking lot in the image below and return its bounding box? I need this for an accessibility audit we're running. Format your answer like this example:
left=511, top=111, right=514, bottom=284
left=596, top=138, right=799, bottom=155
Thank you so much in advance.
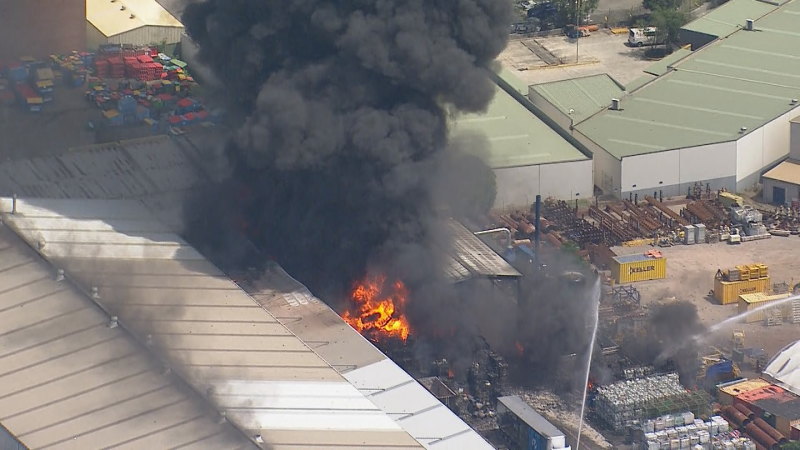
left=499, top=31, right=656, bottom=86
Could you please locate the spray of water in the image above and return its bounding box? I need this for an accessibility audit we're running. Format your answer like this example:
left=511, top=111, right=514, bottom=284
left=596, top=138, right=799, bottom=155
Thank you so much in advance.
left=707, top=292, right=800, bottom=334
left=577, top=277, right=601, bottom=449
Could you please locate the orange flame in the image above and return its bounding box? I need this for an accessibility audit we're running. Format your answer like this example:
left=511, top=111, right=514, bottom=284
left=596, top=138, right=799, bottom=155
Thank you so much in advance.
left=515, top=341, right=525, bottom=356
left=341, top=275, right=411, bottom=342
left=447, top=368, right=455, bottom=379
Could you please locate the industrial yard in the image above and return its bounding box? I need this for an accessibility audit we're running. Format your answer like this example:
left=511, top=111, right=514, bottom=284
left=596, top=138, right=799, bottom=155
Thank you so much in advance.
left=1, top=0, right=800, bottom=449
left=614, top=235, right=800, bottom=359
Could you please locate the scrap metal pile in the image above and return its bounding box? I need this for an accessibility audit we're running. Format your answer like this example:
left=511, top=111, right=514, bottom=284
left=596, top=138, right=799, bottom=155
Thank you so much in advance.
left=764, top=204, right=800, bottom=234
left=491, top=190, right=771, bottom=258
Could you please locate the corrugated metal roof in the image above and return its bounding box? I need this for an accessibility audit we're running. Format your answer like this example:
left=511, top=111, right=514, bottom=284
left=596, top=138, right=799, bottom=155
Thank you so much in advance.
left=447, top=220, right=521, bottom=278
left=451, top=82, right=588, bottom=168
left=764, top=340, right=800, bottom=397
left=576, top=0, right=800, bottom=160
left=497, top=395, right=564, bottom=438
left=530, top=74, right=626, bottom=123
left=0, top=137, right=488, bottom=447
left=626, top=73, right=658, bottom=92
left=0, top=226, right=253, bottom=450
left=242, top=265, right=494, bottom=449
left=0, top=197, right=423, bottom=450
left=763, top=160, right=800, bottom=185
left=681, top=0, right=781, bottom=39
left=0, top=137, right=205, bottom=200
left=87, top=0, right=184, bottom=38
left=496, top=67, right=530, bottom=95
left=643, top=48, right=693, bottom=77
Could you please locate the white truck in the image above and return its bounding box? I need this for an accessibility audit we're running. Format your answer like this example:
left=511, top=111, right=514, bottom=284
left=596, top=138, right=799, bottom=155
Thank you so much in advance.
left=628, top=27, right=665, bottom=47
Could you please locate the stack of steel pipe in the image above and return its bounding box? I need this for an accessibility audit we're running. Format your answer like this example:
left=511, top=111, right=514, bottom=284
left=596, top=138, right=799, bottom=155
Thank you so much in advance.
left=744, top=423, right=779, bottom=449
left=722, top=405, right=750, bottom=427
left=752, top=418, right=787, bottom=445
left=734, top=403, right=756, bottom=421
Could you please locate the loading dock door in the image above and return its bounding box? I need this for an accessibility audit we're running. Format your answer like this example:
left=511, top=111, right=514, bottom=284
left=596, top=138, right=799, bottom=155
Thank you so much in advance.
left=773, top=186, right=786, bottom=205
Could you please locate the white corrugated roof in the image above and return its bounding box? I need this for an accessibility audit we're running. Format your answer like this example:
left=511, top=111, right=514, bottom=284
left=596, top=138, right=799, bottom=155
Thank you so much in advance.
left=0, top=197, right=423, bottom=450
left=764, top=339, right=800, bottom=397
left=0, top=226, right=252, bottom=449
left=244, top=266, right=494, bottom=449
left=87, top=0, right=183, bottom=38
left=0, top=137, right=489, bottom=447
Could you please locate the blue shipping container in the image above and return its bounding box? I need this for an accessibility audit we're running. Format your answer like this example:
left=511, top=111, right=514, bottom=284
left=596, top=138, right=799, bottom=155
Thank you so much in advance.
left=706, top=360, right=734, bottom=381
left=527, top=428, right=548, bottom=450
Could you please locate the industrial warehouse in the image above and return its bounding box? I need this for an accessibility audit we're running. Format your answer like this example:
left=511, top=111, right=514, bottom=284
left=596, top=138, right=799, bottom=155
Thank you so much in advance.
left=0, top=0, right=800, bottom=449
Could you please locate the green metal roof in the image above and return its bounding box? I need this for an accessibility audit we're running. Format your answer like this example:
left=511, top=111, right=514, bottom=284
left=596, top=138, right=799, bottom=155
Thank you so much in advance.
left=626, top=73, right=658, bottom=92
left=496, top=67, right=529, bottom=95
left=643, top=48, right=693, bottom=76
left=530, top=74, right=626, bottom=123
left=576, top=0, right=800, bottom=160
left=681, top=0, right=781, bottom=38
left=451, top=84, right=588, bottom=168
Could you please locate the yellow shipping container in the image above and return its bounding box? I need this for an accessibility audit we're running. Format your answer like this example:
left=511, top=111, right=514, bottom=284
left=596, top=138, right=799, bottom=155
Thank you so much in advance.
left=738, top=292, right=792, bottom=323
left=611, top=254, right=666, bottom=284
left=714, top=276, right=771, bottom=304
left=717, top=378, right=771, bottom=406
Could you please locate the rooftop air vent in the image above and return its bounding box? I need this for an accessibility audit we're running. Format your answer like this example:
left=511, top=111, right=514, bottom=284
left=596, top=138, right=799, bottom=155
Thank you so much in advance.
left=745, top=19, right=754, bottom=31
left=611, top=98, right=621, bottom=110
left=739, top=126, right=748, bottom=134
left=792, top=98, right=799, bottom=105
left=130, top=13, right=136, bottom=19
left=120, top=4, right=126, bottom=10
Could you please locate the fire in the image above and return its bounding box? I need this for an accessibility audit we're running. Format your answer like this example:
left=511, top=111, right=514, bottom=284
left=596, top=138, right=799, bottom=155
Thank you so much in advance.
left=515, top=341, right=525, bottom=356
left=341, top=275, right=411, bottom=342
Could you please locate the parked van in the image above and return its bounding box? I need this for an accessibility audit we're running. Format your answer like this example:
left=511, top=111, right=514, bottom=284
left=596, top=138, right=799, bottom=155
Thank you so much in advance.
left=628, top=27, right=664, bottom=46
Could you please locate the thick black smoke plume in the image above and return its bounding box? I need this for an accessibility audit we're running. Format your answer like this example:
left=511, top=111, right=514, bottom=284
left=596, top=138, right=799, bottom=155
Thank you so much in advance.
left=621, top=301, right=703, bottom=384
left=182, top=1, right=512, bottom=300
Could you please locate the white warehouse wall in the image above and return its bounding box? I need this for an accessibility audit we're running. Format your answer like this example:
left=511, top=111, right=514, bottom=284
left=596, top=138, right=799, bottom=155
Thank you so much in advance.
left=622, top=150, right=680, bottom=192
left=736, top=107, right=800, bottom=189
left=493, top=159, right=592, bottom=210
left=679, top=141, right=737, bottom=184
left=621, top=142, right=737, bottom=197
left=570, top=129, right=620, bottom=195
left=790, top=118, right=800, bottom=160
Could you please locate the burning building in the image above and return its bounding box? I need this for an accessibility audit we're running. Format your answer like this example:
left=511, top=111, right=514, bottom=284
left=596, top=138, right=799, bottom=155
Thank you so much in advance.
left=0, top=196, right=493, bottom=449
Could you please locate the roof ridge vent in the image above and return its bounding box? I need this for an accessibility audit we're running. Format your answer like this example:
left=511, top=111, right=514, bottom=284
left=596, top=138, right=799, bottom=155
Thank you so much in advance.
left=745, top=19, right=754, bottom=31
